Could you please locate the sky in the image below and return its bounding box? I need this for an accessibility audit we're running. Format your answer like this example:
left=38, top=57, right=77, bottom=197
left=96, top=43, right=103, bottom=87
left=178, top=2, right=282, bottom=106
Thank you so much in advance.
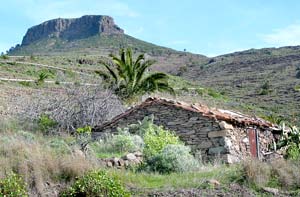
left=1, top=0, right=300, bottom=57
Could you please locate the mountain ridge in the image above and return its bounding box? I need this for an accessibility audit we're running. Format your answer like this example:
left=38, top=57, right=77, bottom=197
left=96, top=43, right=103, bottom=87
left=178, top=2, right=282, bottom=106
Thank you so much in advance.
left=21, top=15, right=124, bottom=46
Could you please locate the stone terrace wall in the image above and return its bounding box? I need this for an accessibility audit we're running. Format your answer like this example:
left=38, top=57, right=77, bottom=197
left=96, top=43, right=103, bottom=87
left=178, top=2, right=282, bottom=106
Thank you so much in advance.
left=93, top=102, right=275, bottom=163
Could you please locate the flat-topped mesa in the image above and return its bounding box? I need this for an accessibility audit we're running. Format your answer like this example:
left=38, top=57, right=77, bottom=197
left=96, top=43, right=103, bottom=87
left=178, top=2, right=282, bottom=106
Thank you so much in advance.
left=21, top=15, right=124, bottom=45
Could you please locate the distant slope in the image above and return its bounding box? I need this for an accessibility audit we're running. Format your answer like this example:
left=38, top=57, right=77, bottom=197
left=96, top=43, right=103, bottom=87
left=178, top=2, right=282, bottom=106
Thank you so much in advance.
left=179, top=46, right=300, bottom=124
left=7, top=15, right=207, bottom=72
left=9, top=34, right=178, bottom=56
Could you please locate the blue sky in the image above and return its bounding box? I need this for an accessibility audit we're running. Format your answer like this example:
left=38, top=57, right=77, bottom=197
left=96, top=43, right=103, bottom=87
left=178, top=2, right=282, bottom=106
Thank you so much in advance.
left=1, top=0, right=300, bottom=56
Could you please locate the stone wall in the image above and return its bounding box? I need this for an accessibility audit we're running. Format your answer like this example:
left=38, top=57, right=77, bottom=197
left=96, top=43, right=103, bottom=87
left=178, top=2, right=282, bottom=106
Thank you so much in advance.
left=93, top=102, right=275, bottom=163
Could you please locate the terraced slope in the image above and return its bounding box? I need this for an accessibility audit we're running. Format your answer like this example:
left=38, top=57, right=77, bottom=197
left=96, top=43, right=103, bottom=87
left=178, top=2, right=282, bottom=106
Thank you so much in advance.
left=179, top=46, right=300, bottom=124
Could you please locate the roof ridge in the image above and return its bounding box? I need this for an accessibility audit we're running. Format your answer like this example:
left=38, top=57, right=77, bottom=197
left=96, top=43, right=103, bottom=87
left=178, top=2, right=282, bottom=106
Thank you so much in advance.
left=93, top=97, right=278, bottom=132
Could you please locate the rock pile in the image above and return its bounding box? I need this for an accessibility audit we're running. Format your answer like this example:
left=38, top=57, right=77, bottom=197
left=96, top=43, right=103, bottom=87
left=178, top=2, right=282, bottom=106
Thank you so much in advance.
left=100, top=151, right=143, bottom=168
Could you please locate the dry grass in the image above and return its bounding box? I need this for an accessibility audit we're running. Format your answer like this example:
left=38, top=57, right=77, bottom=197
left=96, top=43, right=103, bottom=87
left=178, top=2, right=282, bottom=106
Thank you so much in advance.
left=270, top=159, right=300, bottom=188
left=0, top=129, right=99, bottom=196
left=242, top=158, right=300, bottom=190
left=242, top=159, right=271, bottom=186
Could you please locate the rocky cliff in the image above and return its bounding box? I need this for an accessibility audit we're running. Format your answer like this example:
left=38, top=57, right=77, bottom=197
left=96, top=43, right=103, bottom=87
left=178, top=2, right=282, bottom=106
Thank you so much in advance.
left=21, top=15, right=124, bottom=45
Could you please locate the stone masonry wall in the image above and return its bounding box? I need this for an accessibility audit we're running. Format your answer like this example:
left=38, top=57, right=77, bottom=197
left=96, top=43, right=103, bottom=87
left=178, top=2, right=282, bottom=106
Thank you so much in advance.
left=93, top=103, right=275, bottom=163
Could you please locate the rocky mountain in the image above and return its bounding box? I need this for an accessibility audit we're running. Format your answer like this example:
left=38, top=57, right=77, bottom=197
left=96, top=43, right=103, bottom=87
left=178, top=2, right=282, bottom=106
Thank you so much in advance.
left=8, top=15, right=191, bottom=57
left=21, top=15, right=124, bottom=45
left=6, top=15, right=300, bottom=125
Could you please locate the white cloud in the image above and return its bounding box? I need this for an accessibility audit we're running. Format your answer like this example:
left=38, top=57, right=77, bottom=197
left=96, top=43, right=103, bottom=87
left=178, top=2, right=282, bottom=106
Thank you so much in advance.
left=261, top=23, right=300, bottom=46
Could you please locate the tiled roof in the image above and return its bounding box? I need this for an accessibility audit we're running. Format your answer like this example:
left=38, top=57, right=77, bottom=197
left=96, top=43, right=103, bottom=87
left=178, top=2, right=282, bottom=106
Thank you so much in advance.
left=93, top=97, right=279, bottom=131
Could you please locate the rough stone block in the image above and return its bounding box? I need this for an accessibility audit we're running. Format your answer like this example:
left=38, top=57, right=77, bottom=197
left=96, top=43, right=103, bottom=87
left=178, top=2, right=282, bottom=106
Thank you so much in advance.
left=189, top=117, right=199, bottom=121
left=208, top=146, right=227, bottom=155
left=198, top=140, right=213, bottom=149
left=219, top=121, right=234, bottom=130
left=222, top=154, right=240, bottom=164
left=208, top=130, right=230, bottom=138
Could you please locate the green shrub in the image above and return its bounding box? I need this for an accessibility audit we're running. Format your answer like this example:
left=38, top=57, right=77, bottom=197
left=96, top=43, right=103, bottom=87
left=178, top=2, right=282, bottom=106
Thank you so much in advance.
left=61, top=170, right=130, bottom=197
left=0, top=172, right=28, bottom=196
left=0, top=54, right=8, bottom=60
left=207, top=88, right=223, bottom=99
left=76, top=126, right=92, bottom=135
left=146, top=144, right=200, bottom=174
left=18, top=81, right=32, bottom=87
left=286, top=142, right=300, bottom=160
left=277, top=124, right=300, bottom=160
left=37, top=114, right=57, bottom=133
left=294, top=84, right=300, bottom=91
left=143, top=123, right=181, bottom=159
left=111, top=134, right=144, bottom=153
left=259, top=80, right=272, bottom=95
left=35, top=71, right=50, bottom=86
left=90, top=130, right=144, bottom=158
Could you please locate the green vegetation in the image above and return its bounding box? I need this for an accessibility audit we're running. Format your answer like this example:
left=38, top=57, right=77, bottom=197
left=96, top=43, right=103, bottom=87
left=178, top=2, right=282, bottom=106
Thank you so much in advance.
left=0, top=117, right=299, bottom=195
left=96, top=48, right=174, bottom=101
left=37, top=114, right=57, bottom=133
left=294, top=84, right=300, bottom=91
left=1, top=36, right=300, bottom=195
left=76, top=125, right=92, bottom=135
left=61, top=170, right=130, bottom=197
left=110, top=165, right=239, bottom=190
left=35, top=71, right=50, bottom=86
left=90, top=130, right=144, bottom=158
left=0, top=172, right=28, bottom=196
left=146, top=144, right=200, bottom=174
left=277, top=124, right=300, bottom=160
left=142, top=122, right=181, bottom=159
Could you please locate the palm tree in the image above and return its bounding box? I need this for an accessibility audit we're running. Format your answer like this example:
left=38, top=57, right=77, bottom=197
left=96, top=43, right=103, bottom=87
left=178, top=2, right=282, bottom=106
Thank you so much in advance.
left=96, top=48, right=174, bottom=100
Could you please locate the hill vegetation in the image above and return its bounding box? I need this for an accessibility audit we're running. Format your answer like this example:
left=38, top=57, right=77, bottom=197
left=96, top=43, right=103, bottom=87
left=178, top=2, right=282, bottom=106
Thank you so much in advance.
left=1, top=15, right=300, bottom=196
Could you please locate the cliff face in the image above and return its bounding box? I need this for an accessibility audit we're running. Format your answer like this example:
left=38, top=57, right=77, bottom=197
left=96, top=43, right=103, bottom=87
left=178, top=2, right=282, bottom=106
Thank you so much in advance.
left=21, top=15, right=124, bottom=45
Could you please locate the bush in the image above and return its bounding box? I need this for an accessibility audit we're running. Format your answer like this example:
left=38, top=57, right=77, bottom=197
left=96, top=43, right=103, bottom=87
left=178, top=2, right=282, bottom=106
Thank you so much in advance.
left=0, top=172, right=28, bottom=196
left=61, top=170, right=130, bottom=197
left=76, top=126, right=92, bottom=135
left=89, top=130, right=144, bottom=158
left=286, top=142, right=300, bottom=160
left=143, top=123, right=181, bottom=159
left=277, top=124, right=300, bottom=160
left=37, top=114, right=57, bottom=133
left=146, top=144, right=200, bottom=174
left=112, top=134, right=143, bottom=153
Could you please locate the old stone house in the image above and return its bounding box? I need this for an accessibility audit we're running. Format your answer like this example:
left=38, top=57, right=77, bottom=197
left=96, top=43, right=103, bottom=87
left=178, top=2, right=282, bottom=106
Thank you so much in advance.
left=92, top=97, right=280, bottom=163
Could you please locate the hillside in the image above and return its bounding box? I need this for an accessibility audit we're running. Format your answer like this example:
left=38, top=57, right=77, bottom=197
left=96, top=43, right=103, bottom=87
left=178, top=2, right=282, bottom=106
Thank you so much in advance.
left=176, top=46, right=300, bottom=124
left=4, top=15, right=300, bottom=125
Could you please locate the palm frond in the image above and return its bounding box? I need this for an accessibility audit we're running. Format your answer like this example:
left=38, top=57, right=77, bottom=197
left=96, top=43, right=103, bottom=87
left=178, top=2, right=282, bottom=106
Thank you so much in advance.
left=94, top=70, right=110, bottom=81
left=98, top=59, right=119, bottom=84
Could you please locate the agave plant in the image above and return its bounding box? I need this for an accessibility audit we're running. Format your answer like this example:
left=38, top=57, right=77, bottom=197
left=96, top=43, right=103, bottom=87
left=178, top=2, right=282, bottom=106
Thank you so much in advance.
left=96, top=48, right=174, bottom=100
left=36, top=71, right=50, bottom=86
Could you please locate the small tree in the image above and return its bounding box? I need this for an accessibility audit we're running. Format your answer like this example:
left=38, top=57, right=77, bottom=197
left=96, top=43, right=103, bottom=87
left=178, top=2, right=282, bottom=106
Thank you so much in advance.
left=96, top=48, right=174, bottom=101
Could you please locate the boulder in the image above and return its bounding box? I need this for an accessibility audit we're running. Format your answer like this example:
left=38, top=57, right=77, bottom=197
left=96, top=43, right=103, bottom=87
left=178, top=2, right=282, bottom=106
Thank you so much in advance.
left=124, top=153, right=136, bottom=161
left=263, top=187, right=279, bottom=195
left=134, top=151, right=143, bottom=157
left=219, top=121, right=234, bottom=130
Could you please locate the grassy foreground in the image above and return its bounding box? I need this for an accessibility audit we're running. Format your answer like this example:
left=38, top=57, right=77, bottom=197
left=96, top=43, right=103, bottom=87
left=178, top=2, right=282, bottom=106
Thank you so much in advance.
left=1, top=118, right=300, bottom=196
